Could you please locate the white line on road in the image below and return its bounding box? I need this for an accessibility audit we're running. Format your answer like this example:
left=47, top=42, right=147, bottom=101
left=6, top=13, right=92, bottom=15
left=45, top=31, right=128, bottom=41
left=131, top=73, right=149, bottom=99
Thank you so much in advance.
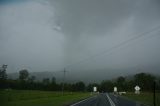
left=70, top=96, right=96, bottom=106
left=106, top=94, right=116, bottom=106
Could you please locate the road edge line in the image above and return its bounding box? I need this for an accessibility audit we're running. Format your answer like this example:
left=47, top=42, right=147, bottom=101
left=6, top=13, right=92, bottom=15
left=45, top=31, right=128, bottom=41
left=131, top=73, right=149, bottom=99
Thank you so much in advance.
left=70, top=96, right=96, bottom=106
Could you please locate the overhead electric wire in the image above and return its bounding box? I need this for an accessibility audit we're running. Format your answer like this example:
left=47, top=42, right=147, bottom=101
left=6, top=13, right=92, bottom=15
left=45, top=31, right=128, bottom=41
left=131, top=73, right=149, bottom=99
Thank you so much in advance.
left=64, top=25, right=160, bottom=69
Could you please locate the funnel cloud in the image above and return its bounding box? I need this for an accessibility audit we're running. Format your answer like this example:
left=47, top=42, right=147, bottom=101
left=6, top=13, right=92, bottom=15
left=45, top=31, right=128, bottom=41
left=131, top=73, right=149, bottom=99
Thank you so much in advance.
left=0, top=0, right=160, bottom=80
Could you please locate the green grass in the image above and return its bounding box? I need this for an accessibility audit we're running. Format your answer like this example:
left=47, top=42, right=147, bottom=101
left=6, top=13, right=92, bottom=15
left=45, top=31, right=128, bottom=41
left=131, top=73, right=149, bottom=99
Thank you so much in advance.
left=0, top=90, right=92, bottom=106
left=123, top=92, right=160, bottom=106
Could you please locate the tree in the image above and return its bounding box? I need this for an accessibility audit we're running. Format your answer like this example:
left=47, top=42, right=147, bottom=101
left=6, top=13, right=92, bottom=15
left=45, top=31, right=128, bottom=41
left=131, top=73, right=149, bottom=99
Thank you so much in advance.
left=134, top=73, right=155, bottom=91
left=116, top=76, right=126, bottom=91
left=47, top=77, right=57, bottom=91
left=87, top=83, right=100, bottom=92
left=51, top=77, right=56, bottom=84
left=72, top=81, right=85, bottom=91
left=28, top=76, right=36, bottom=83
left=100, top=80, right=114, bottom=92
left=0, top=64, right=7, bottom=80
left=43, top=78, right=50, bottom=85
left=0, top=65, right=8, bottom=88
left=125, top=80, right=135, bottom=91
left=19, top=69, right=29, bottom=81
left=117, top=76, right=125, bottom=84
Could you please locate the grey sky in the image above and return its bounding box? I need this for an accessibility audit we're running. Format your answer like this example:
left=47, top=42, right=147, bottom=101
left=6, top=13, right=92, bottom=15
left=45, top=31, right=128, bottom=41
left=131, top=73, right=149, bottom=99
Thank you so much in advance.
left=0, top=0, right=160, bottom=76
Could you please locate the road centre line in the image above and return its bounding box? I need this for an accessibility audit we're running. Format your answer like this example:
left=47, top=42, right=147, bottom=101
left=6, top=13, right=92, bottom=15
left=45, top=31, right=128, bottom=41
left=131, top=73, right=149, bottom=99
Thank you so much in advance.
left=106, top=94, right=116, bottom=106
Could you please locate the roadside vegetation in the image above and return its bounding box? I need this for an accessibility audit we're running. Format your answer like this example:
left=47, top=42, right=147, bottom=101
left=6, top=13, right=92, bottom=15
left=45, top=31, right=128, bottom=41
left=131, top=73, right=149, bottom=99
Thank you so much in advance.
left=123, top=92, right=160, bottom=106
left=0, top=65, right=160, bottom=106
left=0, top=90, right=91, bottom=106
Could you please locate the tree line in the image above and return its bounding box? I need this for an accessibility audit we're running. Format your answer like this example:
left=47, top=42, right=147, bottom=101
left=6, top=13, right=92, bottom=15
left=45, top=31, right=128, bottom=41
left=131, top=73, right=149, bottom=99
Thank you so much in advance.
left=0, top=65, right=160, bottom=92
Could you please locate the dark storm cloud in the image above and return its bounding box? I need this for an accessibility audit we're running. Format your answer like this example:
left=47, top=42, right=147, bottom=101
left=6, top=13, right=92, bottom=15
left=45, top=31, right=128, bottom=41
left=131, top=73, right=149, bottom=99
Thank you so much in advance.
left=50, top=0, right=160, bottom=70
left=52, top=0, right=160, bottom=37
left=52, top=0, right=136, bottom=37
left=0, top=0, right=65, bottom=72
left=0, top=0, right=160, bottom=76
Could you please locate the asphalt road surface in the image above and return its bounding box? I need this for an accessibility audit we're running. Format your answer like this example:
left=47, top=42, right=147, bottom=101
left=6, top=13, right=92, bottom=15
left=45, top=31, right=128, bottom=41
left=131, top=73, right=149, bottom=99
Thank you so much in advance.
left=70, top=93, right=146, bottom=106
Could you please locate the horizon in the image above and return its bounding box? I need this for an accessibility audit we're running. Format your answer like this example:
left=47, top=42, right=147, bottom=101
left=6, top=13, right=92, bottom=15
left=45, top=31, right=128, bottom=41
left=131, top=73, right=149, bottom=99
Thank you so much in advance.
left=0, top=0, right=160, bottom=79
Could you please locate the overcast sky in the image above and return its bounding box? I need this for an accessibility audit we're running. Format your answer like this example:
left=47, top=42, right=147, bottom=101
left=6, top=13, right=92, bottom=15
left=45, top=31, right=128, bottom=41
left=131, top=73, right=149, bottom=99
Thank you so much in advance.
left=0, top=0, right=160, bottom=75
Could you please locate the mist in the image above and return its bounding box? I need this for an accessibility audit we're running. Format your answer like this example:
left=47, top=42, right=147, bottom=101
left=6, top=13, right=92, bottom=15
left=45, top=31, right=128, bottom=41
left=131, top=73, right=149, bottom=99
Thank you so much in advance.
left=0, top=0, right=160, bottom=81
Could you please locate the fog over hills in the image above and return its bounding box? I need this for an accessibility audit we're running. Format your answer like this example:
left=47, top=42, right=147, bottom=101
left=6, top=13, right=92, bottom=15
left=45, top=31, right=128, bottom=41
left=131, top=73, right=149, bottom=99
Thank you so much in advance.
left=7, top=70, right=131, bottom=84
left=8, top=66, right=160, bottom=84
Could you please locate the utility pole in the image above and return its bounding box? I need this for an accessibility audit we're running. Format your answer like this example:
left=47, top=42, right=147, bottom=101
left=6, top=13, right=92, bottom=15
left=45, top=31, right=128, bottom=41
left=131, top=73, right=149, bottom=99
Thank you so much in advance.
left=153, top=81, right=156, bottom=106
left=62, top=68, right=67, bottom=96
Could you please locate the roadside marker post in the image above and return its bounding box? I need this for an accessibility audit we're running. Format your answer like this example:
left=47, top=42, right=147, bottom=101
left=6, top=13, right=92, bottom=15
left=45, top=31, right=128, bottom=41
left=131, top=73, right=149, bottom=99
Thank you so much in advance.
left=114, top=87, right=117, bottom=92
left=93, top=86, right=97, bottom=92
left=113, top=87, right=118, bottom=94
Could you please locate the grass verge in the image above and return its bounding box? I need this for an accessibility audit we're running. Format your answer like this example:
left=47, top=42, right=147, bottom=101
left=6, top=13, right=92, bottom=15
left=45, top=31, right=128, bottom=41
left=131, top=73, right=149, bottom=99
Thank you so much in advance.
left=0, top=90, right=91, bottom=106
left=123, top=92, right=160, bottom=106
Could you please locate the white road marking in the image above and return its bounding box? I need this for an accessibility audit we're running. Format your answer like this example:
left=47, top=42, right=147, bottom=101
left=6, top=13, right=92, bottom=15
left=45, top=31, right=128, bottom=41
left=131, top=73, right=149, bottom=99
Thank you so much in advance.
left=70, top=96, right=96, bottom=106
left=106, top=94, right=116, bottom=106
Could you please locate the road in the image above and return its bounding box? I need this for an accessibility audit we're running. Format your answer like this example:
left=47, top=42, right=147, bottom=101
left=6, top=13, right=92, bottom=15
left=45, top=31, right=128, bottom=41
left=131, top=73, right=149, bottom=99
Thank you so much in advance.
left=70, top=93, right=146, bottom=106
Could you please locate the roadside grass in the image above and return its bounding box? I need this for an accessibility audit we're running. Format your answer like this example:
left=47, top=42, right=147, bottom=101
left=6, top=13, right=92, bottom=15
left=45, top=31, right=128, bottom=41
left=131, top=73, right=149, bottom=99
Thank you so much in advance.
left=123, top=92, right=160, bottom=106
left=0, top=90, right=91, bottom=106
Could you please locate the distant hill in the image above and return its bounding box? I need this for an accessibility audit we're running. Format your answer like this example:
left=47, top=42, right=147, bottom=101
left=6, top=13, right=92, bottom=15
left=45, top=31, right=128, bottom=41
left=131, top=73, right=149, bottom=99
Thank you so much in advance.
left=7, top=70, right=120, bottom=84
left=7, top=67, right=160, bottom=84
left=8, top=71, right=62, bottom=82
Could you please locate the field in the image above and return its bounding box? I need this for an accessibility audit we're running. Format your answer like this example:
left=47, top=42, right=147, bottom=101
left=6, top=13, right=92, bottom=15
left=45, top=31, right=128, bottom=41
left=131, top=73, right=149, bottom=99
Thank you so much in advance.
left=1, top=90, right=159, bottom=106
left=0, top=90, right=91, bottom=106
left=123, top=92, right=160, bottom=106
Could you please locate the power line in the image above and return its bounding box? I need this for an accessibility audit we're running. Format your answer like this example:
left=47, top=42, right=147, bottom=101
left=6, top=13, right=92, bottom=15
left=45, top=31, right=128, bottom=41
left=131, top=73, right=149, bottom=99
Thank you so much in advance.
left=54, top=25, right=160, bottom=92
left=65, top=25, right=160, bottom=69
